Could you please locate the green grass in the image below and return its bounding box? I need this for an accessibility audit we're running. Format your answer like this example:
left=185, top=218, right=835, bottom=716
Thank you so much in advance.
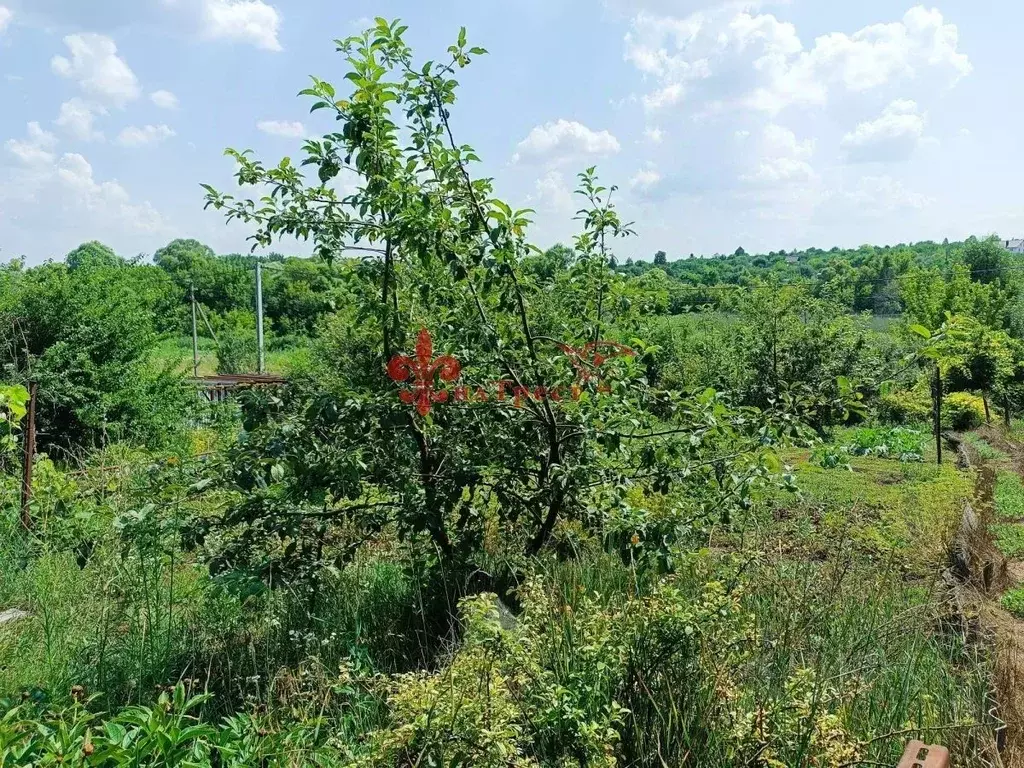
left=0, top=427, right=998, bottom=766
left=962, top=432, right=1010, bottom=463
left=771, top=446, right=972, bottom=573
left=150, top=335, right=308, bottom=376
left=994, top=471, right=1024, bottom=521
left=993, top=524, right=1024, bottom=558
left=1001, top=586, right=1024, bottom=618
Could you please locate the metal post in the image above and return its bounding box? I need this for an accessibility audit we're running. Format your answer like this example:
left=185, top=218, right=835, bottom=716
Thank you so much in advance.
left=255, top=262, right=265, bottom=374
left=20, top=382, right=37, bottom=530
left=190, top=284, right=200, bottom=378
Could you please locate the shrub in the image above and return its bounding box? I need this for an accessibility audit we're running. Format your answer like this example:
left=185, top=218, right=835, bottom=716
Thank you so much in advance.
left=878, top=387, right=931, bottom=425
left=944, top=392, right=985, bottom=431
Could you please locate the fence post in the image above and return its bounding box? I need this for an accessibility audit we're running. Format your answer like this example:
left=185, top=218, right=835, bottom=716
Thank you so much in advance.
left=20, top=381, right=38, bottom=530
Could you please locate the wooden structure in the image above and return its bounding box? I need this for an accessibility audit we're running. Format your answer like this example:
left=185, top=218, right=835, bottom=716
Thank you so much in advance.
left=190, top=374, right=288, bottom=403
left=896, top=741, right=950, bottom=768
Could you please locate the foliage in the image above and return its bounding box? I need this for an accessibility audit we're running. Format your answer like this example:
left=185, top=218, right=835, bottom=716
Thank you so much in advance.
left=0, top=384, right=28, bottom=454
left=993, top=523, right=1024, bottom=558
left=1001, top=587, right=1024, bottom=619
left=878, top=385, right=932, bottom=426
left=944, top=392, right=986, bottom=431
left=0, top=257, right=190, bottom=453
left=196, top=19, right=787, bottom=604
left=994, top=471, right=1024, bottom=521
left=844, top=426, right=925, bottom=462
left=811, top=444, right=851, bottom=471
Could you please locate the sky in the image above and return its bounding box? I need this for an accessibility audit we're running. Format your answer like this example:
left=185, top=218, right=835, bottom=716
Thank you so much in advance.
left=0, top=0, right=1022, bottom=265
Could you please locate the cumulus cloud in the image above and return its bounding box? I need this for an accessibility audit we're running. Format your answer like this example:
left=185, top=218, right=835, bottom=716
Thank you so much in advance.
left=257, top=119, right=306, bottom=138
left=529, top=170, right=575, bottom=213
left=2, top=132, right=168, bottom=251
left=55, top=153, right=167, bottom=231
left=741, top=123, right=815, bottom=184
left=841, top=99, right=926, bottom=163
left=644, top=126, right=665, bottom=144
left=150, top=90, right=179, bottom=109
left=512, top=119, right=620, bottom=164
left=842, top=174, right=933, bottom=214
left=5, top=122, right=58, bottom=166
left=0, top=6, right=12, bottom=34
left=55, top=98, right=107, bottom=142
left=51, top=34, right=141, bottom=108
left=624, top=5, right=971, bottom=116
left=629, top=164, right=662, bottom=192
left=116, top=124, right=176, bottom=147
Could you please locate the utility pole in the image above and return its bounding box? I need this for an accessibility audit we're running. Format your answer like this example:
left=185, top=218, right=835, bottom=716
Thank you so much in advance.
left=20, top=382, right=37, bottom=530
left=190, top=284, right=199, bottom=378
left=255, top=261, right=265, bottom=374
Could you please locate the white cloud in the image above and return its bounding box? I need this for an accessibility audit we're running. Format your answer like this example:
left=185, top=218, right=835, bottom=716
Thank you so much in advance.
left=55, top=153, right=167, bottom=232
left=1, top=137, right=168, bottom=250
left=0, top=6, right=12, bottom=34
left=644, top=126, right=665, bottom=144
left=55, top=98, right=106, bottom=142
left=194, top=0, right=282, bottom=51
left=512, top=119, right=620, bottom=164
left=742, top=123, right=815, bottom=184
left=841, top=99, right=926, bottom=163
left=150, top=90, right=180, bottom=109
left=116, top=124, right=176, bottom=147
left=257, top=119, right=306, bottom=138
left=529, top=170, right=574, bottom=213
left=843, top=174, right=933, bottom=214
left=624, top=5, right=971, bottom=116
left=5, top=122, right=57, bottom=166
left=630, top=164, right=662, bottom=191
left=51, top=34, right=140, bottom=108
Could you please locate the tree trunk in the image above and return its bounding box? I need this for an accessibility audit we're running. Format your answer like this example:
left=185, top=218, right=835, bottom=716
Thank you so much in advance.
left=983, top=392, right=991, bottom=424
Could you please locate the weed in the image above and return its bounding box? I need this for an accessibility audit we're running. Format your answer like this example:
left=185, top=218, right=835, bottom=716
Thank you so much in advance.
left=844, top=426, right=925, bottom=462
left=962, top=433, right=1009, bottom=462
left=1001, top=587, right=1024, bottom=619
left=993, top=524, right=1024, bottom=558
left=994, top=471, right=1024, bottom=521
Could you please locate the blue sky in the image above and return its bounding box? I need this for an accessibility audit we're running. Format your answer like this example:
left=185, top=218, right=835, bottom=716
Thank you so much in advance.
left=0, top=0, right=1021, bottom=264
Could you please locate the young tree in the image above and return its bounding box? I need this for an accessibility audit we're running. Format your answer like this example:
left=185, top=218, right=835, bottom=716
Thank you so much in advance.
left=197, top=19, right=783, bottom=609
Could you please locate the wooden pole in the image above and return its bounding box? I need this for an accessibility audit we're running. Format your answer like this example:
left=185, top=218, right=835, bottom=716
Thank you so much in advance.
left=190, top=284, right=200, bottom=378
left=935, top=368, right=943, bottom=465
left=20, top=382, right=37, bottom=530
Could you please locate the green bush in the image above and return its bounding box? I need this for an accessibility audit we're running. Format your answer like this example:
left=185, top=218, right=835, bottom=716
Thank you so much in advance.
left=944, top=392, right=985, bottom=431
left=878, top=387, right=931, bottom=425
